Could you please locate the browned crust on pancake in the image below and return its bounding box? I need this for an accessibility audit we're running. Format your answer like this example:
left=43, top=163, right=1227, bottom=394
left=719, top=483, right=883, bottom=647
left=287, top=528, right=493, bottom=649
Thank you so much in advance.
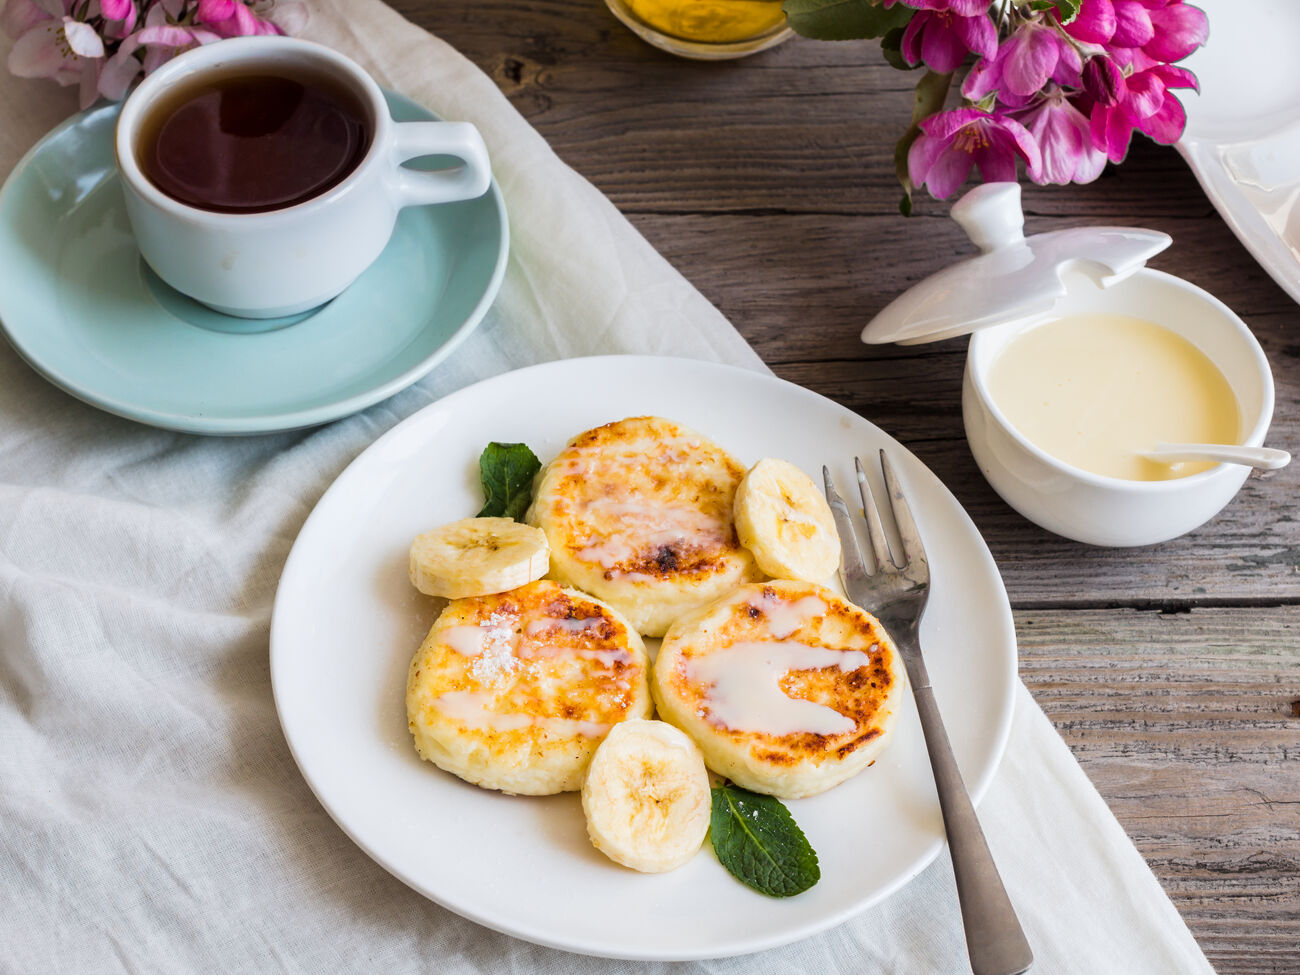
left=409, top=581, right=648, bottom=733
left=543, top=416, right=749, bottom=583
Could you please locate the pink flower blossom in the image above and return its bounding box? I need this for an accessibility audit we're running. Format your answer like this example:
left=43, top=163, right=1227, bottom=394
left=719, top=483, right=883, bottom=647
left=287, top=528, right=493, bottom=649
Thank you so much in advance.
left=963, top=21, right=1082, bottom=101
left=3, top=0, right=308, bottom=108
left=6, top=10, right=101, bottom=93
left=1086, top=60, right=1199, bottom=161
left=1063, top=0, right=1207, bottom=65
left=1012, top=91, right=1106, bottom=185
left=901, top=8, right=996, bottom=73
left=908, top=108, right=1041, bottom=199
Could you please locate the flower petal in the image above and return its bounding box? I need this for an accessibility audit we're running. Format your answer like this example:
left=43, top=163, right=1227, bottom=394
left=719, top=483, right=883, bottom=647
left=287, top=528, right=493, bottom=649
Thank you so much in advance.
left=923, top=143, right=977, bottom=198
left=1137, top=89, right=1186, bottom=143
left=1091, top=102, right=1137, bottom=161
left=228, top=4, right=260, bottom=35
left=1143, top=2, right=1207, bottom=62
left=1124, top=69, right=1165, bottom=118
left=901, top=13, right=925, bottom=66
left=7, top=22, right=70, bottom=78
left=1001, top=26, right=1058, bottom=97
left=976, top=150, right=1017, bottom=184
left=961, top=53, right=999, bottom=100
left=907, top=130, right=948, bottom=188
left=1050, top=37, right=1082, bottom=87
left=1149, top=62, right=1198, bottom=91
left=100, top=0, right=134, bottom=19
left=136, top=23, right=199, bottom=46
left=1, top=0, right=50, bottom=40
left=1022, top=99, right=1086, bottom=184
left=98, top=42, right=143, bottom=99
left=920, top=16, right=969, bottom=72
left=1110, top=0, right=1154, bottom=47
left=1064, top=0, right=1116, bottom=44
left=62, top=17, right=104, bottom=57
left=994, top=114, right=1042, bottom=171
left=953, top=12, right=997, bottom=61
left=103, top=3, right=138, bottom=39
left=196, top=0, right=236, bottom=21
left=918, top=106, right=989, bottom=140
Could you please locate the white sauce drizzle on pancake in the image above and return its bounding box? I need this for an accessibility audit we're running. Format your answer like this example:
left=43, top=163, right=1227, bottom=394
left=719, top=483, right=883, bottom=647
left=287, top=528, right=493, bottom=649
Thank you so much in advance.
left=687, top=641, right=871, bottom=736
left=572, top=498, right=729, bottom=577
left=752, top=592, right=827, bottom=639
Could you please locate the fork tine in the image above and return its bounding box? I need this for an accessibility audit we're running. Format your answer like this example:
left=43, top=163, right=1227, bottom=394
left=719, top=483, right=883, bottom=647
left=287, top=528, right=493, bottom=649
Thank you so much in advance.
left=855, top=456, right=900, bottom=570
left=822, top=466, right=877, bottom=581
left=879, top=449, right=927, bottom=572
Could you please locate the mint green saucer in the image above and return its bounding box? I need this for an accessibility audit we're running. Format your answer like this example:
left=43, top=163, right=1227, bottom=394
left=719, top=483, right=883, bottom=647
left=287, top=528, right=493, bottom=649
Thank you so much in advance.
left=0, top=92, right=508, bottom=435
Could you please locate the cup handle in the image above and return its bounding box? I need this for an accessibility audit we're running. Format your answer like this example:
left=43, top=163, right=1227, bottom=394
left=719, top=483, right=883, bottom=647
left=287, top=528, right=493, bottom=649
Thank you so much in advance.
left=388, top=121, right=492, bottom=207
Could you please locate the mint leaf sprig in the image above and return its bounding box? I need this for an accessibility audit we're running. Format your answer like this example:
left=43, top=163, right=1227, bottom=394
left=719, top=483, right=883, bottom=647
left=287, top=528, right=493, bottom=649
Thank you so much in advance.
left=476, top=442, right=541, bottom=520
left=711, top=783, right=820, bottom=897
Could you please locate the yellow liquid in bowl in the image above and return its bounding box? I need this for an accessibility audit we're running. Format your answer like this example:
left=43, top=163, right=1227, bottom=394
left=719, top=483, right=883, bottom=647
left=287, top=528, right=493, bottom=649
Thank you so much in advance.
left=622, top=0, right=787, bottom=42
left=988, top=314, right=1241, bottom=481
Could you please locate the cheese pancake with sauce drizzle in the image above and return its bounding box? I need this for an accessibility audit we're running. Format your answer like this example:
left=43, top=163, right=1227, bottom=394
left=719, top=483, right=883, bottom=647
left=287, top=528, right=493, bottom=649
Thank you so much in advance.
left=406, top=580, right=652, bottom=795
left=525, top=416, right=763, bottom=637
left=652, top=580, right=905, bottom=799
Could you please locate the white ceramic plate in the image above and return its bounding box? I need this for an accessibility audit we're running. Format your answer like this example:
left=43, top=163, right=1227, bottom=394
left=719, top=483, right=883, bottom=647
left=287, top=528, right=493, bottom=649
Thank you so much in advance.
left=270, top=356, right=1018, bottom=960
left=1177, top=0, right=1300, bottom=306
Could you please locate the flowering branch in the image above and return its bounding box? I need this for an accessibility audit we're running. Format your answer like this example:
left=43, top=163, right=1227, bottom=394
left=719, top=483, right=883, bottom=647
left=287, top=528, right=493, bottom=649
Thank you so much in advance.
left=782, top=0, right=1208, bottom=212
left=2, top=0, right=308, bottom=109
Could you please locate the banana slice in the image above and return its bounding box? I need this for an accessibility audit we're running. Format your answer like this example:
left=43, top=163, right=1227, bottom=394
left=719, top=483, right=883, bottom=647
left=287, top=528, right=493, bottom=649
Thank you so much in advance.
left=734, top=458, right=841, bottom=582
left=409, top=517, right=549, bottom=599
left=581, top=719, right=711, bottom=873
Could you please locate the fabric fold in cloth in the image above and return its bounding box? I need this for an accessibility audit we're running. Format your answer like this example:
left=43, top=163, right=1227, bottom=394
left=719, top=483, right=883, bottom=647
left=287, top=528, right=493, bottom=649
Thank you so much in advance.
left=0, top=2, right=1213, bottom=972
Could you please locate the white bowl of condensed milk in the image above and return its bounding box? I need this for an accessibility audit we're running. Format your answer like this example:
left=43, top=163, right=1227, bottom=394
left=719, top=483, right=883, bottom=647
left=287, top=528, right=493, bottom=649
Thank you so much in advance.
left=864, top=182, right=1282, bottom=547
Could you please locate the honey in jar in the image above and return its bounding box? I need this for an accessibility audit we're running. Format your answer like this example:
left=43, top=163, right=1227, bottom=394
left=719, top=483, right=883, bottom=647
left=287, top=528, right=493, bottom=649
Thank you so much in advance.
left=621, top=0, right=786, bottom=43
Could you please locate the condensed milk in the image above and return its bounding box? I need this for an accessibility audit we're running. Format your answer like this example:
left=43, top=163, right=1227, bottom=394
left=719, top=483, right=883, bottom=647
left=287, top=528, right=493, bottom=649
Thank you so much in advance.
left=861, top=182, right=1282, bottom=546
left=987, top=314, right=1241, bottom=481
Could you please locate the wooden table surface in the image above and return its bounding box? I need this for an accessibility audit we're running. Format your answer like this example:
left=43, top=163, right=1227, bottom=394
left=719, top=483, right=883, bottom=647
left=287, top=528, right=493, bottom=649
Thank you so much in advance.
left=392, top=3, right=1299, bottom=970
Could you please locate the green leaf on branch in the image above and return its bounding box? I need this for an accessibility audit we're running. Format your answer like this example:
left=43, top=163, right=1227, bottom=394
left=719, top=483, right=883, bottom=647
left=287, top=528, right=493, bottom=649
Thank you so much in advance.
left=710, top=784, right=819, bottom=897
left=782, top=0, right=912, bottom=41
left=1027, top=0, right=1080, bottom=21
left=476, top=442, right=541, bottom=519
left=894, top=70, right=952, bottom=216
left=880, top=26, right=916, bottom=71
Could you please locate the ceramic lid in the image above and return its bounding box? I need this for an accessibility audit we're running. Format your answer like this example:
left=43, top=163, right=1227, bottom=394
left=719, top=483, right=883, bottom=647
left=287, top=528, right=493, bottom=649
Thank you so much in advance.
left=861, top=182, right=1173, bottom=345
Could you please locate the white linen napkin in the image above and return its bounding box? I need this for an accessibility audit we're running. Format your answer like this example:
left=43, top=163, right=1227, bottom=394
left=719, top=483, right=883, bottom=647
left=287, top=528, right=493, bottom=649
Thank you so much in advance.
left=0, top=3, right=1215, bottom=972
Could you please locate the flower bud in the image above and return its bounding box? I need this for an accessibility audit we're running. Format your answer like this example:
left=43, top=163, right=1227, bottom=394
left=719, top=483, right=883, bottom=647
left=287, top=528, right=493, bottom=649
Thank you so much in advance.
left=1082, top=56, right=1124, bottom=106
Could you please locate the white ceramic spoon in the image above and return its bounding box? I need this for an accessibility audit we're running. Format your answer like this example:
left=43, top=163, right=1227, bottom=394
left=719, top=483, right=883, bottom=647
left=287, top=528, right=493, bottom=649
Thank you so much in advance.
left=1140, top=442, right=1292, bottom=470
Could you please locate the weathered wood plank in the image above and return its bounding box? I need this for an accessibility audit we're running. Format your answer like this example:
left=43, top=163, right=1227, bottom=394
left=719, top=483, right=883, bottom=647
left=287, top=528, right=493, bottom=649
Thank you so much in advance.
left=388, top=0, right=1216, bottom=217
left=1018, top=607, right=1300, bottom=975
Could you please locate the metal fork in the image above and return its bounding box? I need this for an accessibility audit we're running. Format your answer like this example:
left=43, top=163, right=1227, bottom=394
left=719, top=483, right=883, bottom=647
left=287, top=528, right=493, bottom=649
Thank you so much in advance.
left=824, top=452, right=1033, bottom=975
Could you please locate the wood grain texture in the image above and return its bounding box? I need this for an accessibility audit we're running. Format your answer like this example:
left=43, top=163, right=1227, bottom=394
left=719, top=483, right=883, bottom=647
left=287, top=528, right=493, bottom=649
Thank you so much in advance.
left=1019, top=608, right=1300, bottom=975
left=389, top=1, right=1299, bottom=968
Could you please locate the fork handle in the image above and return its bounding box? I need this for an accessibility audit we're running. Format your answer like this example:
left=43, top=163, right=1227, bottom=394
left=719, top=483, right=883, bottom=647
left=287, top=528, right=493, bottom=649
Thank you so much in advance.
left=912, top=678, right=1034, bottom=975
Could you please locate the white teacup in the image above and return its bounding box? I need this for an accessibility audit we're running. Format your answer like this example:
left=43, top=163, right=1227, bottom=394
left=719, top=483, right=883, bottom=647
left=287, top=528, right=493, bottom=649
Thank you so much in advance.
left=116, top=36, right=492, bottom=319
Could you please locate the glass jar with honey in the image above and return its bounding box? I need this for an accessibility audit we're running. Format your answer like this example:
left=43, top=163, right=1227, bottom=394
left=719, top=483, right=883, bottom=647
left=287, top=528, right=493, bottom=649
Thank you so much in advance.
left=605, top=0, right=792, bottom=59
